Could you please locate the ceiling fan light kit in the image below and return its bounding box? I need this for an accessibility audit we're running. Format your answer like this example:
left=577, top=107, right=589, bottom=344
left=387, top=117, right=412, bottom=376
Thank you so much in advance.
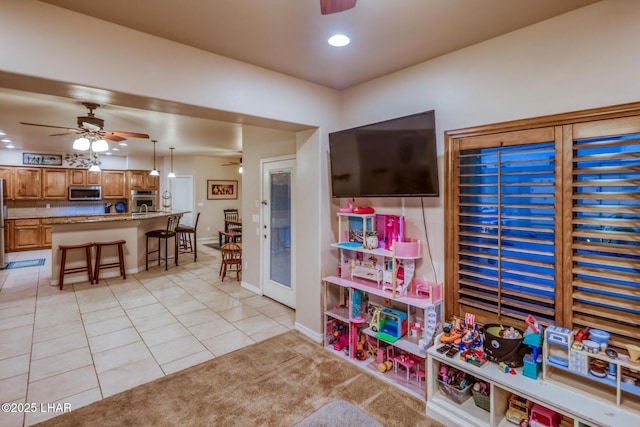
left=72, top=137, right=90, bottom=151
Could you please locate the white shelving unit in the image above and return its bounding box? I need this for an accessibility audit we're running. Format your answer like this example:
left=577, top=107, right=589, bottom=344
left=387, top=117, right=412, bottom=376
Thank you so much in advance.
left=426, top=334, right=640, bottom=427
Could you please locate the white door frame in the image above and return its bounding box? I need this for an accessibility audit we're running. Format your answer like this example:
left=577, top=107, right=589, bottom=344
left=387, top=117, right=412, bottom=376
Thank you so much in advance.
left=260, top=155, right=296, bottom=308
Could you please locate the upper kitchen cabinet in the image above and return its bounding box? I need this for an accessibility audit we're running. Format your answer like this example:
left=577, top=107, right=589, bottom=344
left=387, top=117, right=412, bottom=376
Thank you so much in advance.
left=127, top=170, right=159, bottom=191
left=0, top=167, right=13, bottom=199
left=14, top=168, right=42, bottom=199
left=68, top=169, right=86, bottom=186
left=42, top=168, right=68, bottom=199
left=68, top=169, right=102, bottom=186
left=101, top=170, right=126, bottom=199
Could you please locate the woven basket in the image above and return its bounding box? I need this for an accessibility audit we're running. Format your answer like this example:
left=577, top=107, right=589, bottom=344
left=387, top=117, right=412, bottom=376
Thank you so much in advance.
left=472, top=389, right=490, bottom=412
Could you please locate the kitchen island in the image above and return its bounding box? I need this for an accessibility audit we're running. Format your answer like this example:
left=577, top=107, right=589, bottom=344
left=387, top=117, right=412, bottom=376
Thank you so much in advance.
left=50, top=210, right=190, bottom=287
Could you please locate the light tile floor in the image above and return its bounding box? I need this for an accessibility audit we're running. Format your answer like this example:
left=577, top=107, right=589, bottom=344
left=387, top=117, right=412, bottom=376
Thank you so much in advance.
left=0, top=243, right=294, bottom=427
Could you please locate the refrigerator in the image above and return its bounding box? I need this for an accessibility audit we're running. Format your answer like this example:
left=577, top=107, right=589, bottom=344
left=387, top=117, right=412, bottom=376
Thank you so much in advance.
left=0, top=178, right=5, bottom=269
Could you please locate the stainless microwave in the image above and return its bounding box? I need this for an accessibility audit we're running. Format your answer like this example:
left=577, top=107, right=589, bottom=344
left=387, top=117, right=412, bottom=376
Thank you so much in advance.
left=131, top=190, right=158, bottom=212
left=68, top=186, right=102, bottom=201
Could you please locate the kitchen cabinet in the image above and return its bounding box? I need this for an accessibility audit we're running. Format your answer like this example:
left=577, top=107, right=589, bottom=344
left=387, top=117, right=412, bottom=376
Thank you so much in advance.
left=41, top=218, right=52, bottom=247
left=127, top=170, right=159, bottom=191
left=68, top=169, right=86, bottom=186
left=0, top=167, right=13, bottom=199
left=42, top=168, right=68, bottom=199
left=12, top=219, right=40, bottom=250
left=14, top=168, right=41, bottom=199
left=68, top=169, right=101, bottom=186
left=87, top=170, right=101, bottom=185
left=101, top=170, right=126, bottom=198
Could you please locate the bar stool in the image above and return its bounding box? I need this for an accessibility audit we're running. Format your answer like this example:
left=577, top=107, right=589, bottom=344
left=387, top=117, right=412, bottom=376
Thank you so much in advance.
left=146, top=215, right=181, bottom=271
left=177, top=212, right=200, bottom=261
left=58, top=242, right=94, bottom=290
left=94, top=240, right=127, bottom=284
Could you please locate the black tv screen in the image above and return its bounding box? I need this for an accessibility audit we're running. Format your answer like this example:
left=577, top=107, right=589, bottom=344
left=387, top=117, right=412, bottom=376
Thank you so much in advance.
left=329, top=111, right=439, bottom=198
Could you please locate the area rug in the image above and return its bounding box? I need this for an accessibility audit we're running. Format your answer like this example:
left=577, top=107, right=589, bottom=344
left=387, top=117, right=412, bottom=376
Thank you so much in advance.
left=5, top=258, right=45, bottom=269
left=293, top=400, right=382, bottom=427
left=203, top=242, right=220, bottom=250
left=36, top=331, right=443, bottom=427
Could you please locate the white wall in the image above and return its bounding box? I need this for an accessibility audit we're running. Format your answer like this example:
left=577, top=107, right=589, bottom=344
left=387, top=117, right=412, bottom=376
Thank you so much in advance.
left=331, top=0, right=640, bottom=289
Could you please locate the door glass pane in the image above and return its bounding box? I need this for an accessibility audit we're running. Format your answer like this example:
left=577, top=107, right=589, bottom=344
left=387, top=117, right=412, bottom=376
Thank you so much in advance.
left=270, top=171, right=291, bottom=287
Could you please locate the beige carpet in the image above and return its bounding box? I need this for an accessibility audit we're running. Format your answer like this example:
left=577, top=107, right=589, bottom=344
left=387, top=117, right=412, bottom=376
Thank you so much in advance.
left=36, top=331, right=443, bottom=427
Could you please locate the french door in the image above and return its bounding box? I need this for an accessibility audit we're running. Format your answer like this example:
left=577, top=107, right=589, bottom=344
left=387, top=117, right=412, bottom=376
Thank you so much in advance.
left=261, top=157, right=295, bottom=308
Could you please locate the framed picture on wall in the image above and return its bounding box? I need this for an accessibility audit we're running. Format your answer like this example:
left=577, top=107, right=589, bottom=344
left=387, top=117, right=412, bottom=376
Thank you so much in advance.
left=22, top=153, right=63, bottom=166
left=207, top=180, right=238, bottom=200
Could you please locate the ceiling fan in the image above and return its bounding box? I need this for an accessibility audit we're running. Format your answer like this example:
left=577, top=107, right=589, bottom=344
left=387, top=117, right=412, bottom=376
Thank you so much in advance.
left=20, top=102, right=150, bottom=142
left=320, top=0, right=357, bottom=15
left=222, top=157, right=242, bottom=167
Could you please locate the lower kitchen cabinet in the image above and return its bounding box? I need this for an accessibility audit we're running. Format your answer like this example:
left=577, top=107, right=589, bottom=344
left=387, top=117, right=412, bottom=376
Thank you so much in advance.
left=11, top=219, right=41, bottom=250
left=6, top=218, right=54, bottom=251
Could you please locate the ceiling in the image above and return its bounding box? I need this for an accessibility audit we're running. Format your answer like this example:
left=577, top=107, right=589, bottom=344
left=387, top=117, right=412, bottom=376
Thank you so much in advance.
left=0, top=0, right=598, bottom=159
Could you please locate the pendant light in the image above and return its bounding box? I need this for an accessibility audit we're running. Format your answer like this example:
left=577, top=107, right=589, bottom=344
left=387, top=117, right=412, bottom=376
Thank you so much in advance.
left=168, top=147, right=176, bottom=178
left=149, top=139, right=159, bottom=176
left=88, top=148, right=101, bottom=172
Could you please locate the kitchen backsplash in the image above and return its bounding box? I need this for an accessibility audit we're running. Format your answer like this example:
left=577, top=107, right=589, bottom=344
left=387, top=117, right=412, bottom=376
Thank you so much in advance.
left=6, top=200, right=127, bottom=218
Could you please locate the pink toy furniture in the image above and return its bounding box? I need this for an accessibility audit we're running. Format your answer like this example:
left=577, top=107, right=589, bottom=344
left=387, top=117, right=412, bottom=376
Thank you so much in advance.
left=529, top=403, right=562, bottom=427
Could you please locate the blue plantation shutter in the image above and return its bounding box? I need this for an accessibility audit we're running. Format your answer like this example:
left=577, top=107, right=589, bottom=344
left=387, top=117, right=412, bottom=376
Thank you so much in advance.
left=456, top=136, right=557, bottom=325
left=570, top=120, right=640, bottom=349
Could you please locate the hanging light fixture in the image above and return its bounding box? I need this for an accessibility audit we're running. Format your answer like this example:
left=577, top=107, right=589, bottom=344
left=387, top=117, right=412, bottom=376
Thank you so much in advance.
left=91, top=138, right=109, bottom=152
left=168, top=147, right=176, bottom=178
left=87, top=148, right=101, bottom=172
left=73, top=136, right=90, bottom=151
left=149, top=139, right=159, bottom=176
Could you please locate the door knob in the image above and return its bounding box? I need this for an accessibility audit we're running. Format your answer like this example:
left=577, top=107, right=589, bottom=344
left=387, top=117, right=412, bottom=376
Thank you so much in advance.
left=262, top=200, right=268, bottom=205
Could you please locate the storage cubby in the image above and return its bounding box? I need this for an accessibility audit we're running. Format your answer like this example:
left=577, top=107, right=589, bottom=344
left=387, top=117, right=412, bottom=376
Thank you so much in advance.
left=427, top=333, right=640, bottom=427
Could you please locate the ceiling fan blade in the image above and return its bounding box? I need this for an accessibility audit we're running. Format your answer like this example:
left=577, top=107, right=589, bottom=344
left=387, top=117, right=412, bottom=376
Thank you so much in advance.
left=102, top=134, right=126, bottom=142
left=20, top=122, right=79, bottom=131
left=49, top=131, right=81, bottom=137
left=109, top=131, right=150, bottom=139
left=320, top=0, right=356, bottom=15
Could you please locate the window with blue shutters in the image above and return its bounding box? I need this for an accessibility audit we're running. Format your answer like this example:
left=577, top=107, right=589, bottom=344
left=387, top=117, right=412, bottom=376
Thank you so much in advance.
left=446, top=109, right=640, bottom=351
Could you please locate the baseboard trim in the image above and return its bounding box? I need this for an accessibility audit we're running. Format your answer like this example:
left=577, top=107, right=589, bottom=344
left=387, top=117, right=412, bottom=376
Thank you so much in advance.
left=241, top=281, right=261, bottom=295
left=295, top=322, right=322, bottom=343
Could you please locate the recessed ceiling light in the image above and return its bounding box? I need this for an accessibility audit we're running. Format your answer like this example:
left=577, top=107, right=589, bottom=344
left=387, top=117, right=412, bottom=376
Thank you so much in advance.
left=1, top=138, right=11, bottom=143
left=106, top=152, right=112, bottom=156
left=328, top=34, right=350, bottom=47
left=119, top=142, right=127, bottom=146
left=5, top=144, right=15, bottom=149
left=112, top=147, right=119, bottom=151
left=0, top=131, right=6, bottom=136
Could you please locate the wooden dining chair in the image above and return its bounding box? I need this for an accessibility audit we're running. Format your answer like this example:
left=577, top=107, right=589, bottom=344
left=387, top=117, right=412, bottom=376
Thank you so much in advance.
left=219, top=243, right=242, bottom=281
left=223, top=209, right=241, bottom=232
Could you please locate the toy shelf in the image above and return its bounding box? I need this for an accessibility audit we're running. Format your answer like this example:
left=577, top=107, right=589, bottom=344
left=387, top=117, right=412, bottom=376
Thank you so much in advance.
left=331, top=242, right=422, bottom=260
left=427, top=334, right=640, bottom=427
left=323, top=275, right=436, bottom=309
left=361, top=327, right=426, bottom=358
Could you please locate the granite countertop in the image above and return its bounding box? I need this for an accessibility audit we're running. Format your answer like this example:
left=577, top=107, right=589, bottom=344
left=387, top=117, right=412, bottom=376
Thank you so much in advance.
left=48, top=210, right=190, bottom=225
left=8, top=213, right=123, bottom=220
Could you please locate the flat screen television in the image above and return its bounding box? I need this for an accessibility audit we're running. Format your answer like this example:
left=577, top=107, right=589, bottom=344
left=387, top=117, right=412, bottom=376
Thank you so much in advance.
left=329, top=111, right=439, bottom=198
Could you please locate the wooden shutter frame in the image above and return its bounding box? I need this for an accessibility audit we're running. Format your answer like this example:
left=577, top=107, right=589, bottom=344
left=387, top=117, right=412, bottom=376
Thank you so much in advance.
left=445, top=101, right=640, bottom=325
